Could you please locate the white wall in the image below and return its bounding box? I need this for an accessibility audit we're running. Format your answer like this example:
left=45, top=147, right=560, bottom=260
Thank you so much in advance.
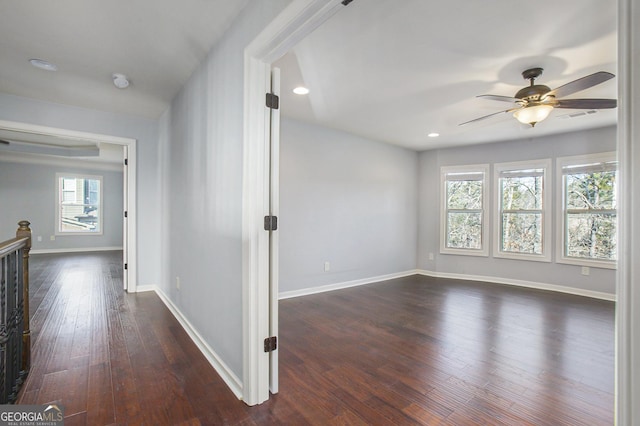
left=0, top=93, right=160, bottom=287
left=279, top=118, right=418, bottom=293
left=418, top=125, right=617, bottom=295
left=157, top=0, right=292, bottom=380
left=0, top=160, right=123, bottom=250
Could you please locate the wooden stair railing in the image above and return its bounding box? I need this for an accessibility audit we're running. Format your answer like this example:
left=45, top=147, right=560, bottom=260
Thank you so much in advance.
left=0, top=220, right=31, bottom=403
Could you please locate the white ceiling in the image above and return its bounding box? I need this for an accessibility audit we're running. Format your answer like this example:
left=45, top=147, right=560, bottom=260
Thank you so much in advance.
left=275, top=0, right=618, bottom=150
left=0, top=0, right=250, bottom=119
left=0, top=0, right=618, bottom=156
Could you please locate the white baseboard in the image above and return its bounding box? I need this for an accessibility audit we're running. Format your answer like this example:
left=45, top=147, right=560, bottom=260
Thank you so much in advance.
left=31, top=246, right=123, bottom=255
left=417, top=269, right=616, bottom=301
left=279, top=270, right=420, bottom=300
left=140, top=285, right=243, bottom=399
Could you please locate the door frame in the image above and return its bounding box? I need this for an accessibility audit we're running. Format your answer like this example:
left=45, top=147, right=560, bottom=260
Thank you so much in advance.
left=0, top=119, right=138, bottom=292
left=615, top=0, right=637, bottom=422
left=241, top=0, right=347, bottom=406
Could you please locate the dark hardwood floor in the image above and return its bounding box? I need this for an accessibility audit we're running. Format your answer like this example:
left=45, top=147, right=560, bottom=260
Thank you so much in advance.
left=17, top=251, right=614, bottom=425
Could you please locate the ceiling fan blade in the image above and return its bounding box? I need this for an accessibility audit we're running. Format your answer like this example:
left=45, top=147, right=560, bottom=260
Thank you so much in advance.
left=544, top=71, right=615, bottom=99
left=555, top=98, right=617, bottom=109
left=477, top=94, right=523, bottom=104
left=0, top=139, right=10, bottom=145
left=459, top=107, right=521, bottom=126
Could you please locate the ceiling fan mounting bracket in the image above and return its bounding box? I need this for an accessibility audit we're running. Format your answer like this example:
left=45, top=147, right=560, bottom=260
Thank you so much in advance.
left=522, top=67, right=544, bottom=83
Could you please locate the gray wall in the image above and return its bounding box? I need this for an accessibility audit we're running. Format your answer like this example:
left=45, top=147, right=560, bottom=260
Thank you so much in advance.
left=0, top=160, right=123, bottom=250
left=157, top=0, right=292, bottom=379
left=418, top=125, right=617, bottom=294
left=0, top=93, right=160, bottom=287
left=279, top=118, right=418, bottom=292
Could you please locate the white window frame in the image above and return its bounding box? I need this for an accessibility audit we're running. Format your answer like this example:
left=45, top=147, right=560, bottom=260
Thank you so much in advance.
left=493, top=159, right=552, bottom=262
left=55, top=172, right=104, bottom=235
left=440, top=164, right=490, bottom=257
left=556, top=152, right=617, bottom=269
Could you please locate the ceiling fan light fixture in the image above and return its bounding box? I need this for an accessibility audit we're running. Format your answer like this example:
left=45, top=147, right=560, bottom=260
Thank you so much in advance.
left=513, top=104, right=554, bottom=127
left=293, top=86, right=309, bottom=95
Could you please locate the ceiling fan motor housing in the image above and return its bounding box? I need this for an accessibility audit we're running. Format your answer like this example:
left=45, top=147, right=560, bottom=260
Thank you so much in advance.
left=515, top=84, right=552, bottom=102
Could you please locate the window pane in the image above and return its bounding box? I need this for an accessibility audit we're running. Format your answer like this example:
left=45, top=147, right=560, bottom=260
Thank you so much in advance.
left=447, top=212, right=482, bottom=249
left=447, top=180, right=482, bottom=209
left=501, top=213, right=542, bottom=254
left=85, top=178, right=101, bottom=205
left=566, top=213, right=617, bottom=260
left=566, top=171, right=616, bottom=210
left=57, top=175, right=102, bottom=234
left=60, top=204, right=100, bottom=232
left=501, top=175, right=543, bottom=210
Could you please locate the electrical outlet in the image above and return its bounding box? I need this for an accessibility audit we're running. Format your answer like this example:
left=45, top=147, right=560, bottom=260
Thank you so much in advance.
left=176, top=276, right=181, bottom=290
left=324, top=261, right=330, bottom=272
left=37, top=236, right=42, bottom=242
left=581, top=266, right=590, bottom=276
left=50, top=235, right=55, bottom=241
left=428, top=252, right=434, bottom=261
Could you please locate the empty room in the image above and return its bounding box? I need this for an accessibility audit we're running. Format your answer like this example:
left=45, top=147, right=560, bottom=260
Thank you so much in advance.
left=1, top=0, right=639, bottom=425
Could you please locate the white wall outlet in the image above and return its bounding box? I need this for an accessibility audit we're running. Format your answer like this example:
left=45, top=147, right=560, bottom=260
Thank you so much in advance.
left=176, top=276, right=181, bottom=290
left=581, top=266, right=590, bottom=276
left=50, top=235, right=55, bottom=241
left=324, top=261, right=330, bottom=272
left=37, top=235, right=42, bottom=242
left=428, top=252, right=434, bottom=261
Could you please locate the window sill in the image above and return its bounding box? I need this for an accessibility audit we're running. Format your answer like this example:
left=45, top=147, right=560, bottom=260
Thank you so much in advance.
left=556, top=257, right=617, bottom=270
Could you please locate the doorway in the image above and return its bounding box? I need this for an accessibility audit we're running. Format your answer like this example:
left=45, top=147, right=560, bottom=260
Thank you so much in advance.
left=243, top=0, right=632, bottom=418
left=0, top=119, right=138, bottom=292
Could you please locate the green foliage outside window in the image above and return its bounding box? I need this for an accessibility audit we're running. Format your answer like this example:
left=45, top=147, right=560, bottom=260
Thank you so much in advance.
left=564, top=169, right=617, bottom=261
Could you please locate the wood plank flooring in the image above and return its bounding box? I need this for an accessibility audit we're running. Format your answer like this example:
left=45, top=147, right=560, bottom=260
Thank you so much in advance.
left=17, top=251, right=614, bottom=425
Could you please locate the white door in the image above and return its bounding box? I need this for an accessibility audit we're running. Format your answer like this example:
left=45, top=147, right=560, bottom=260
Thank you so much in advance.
left=123, top=145, right=129, bottom=291
left=268, top=67, right=281, bottom=394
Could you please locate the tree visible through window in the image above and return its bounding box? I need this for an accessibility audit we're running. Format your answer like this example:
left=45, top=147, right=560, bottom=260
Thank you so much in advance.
left=56, top=173, right=103, bottom=234
left=441, top=165, right=489, bottom=256
left=494, top=160, right=551, bottom=261
left=559, top=154, right=617, bottom=265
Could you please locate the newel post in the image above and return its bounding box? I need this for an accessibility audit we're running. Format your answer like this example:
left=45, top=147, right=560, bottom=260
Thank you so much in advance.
left=16, top=220, right=31, bottom=374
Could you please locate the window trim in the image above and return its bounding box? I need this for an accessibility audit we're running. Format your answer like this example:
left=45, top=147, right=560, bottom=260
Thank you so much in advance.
left=493, top=158, right=552, bottom=262
left=55, top=172, right=104, bottom=236
left=556, top=152, right=617, bottom=269
left=440, top=164, right=490, bottom=257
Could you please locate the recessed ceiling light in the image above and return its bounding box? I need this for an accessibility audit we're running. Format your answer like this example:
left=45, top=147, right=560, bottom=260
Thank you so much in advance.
left=428, top=132, right=440, bottom=138
left=112, top=73, right=130, bottom=89
left=29, top=59, right=58, bottom=72
left=293, top=86, right=309, bottom=95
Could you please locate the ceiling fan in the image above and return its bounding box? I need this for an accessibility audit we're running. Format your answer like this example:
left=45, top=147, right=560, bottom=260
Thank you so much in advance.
left=460, top=67, right=617, bottom=127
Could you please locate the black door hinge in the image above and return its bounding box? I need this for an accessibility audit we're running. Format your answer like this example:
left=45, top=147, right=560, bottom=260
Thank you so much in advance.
left=124, top=158, right=128, bottom=166
left=266, top=93, right=279, bottom=110
left=264, top=215, right=278, bottom=231
left=264, top=336, right=277, bottom=352
left=124, top=211, right=128, bottom=218
left=124, top=263, right=128, bottom=270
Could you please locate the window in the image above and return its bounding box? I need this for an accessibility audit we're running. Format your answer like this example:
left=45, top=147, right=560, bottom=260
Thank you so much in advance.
left=440, top=164, right=489, bottom=256
left=557, top=153, right=617, bottom=268
left=494, top=159, right=551, bottom=261
left=56, top=173, right=103, bottom=234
